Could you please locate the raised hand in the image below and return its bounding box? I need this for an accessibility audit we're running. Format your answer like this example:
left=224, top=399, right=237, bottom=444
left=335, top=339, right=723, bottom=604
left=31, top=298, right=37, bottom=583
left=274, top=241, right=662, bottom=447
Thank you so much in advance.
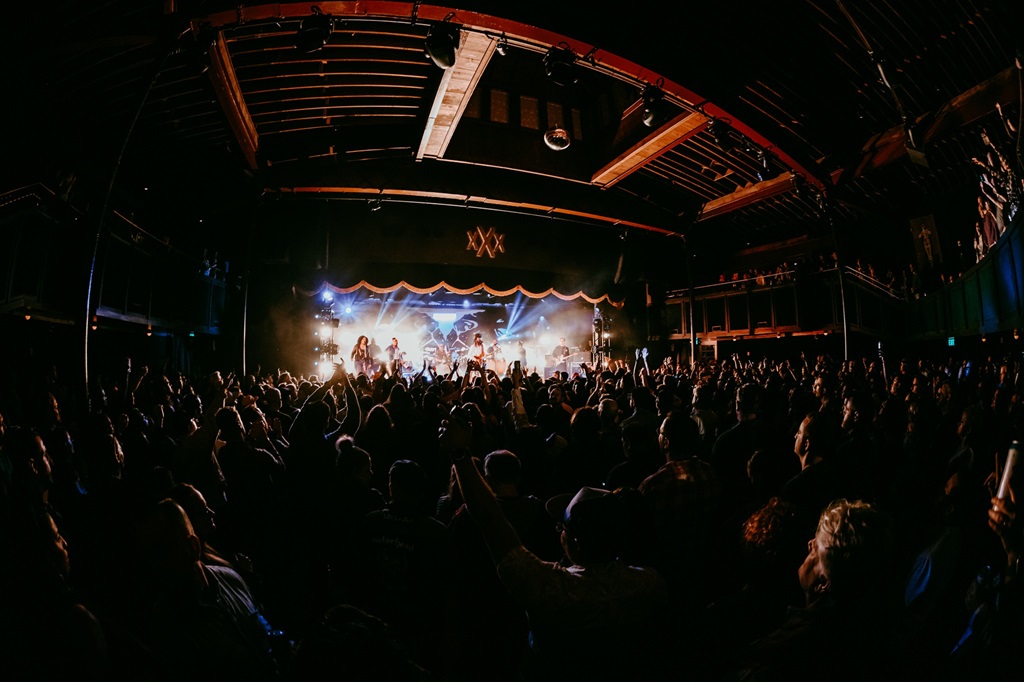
left=439, top=405, right=473, bottom=455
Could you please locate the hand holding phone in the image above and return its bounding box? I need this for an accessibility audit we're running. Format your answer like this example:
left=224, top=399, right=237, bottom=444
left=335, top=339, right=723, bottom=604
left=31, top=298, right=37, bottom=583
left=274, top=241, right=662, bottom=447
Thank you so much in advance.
left=995, top=441, right=1022, bottom=504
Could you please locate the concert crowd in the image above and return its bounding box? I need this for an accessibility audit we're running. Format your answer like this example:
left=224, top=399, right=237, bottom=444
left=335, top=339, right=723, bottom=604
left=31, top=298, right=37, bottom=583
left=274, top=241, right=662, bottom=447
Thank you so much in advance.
left=1, top=344, right=1023, bottom=680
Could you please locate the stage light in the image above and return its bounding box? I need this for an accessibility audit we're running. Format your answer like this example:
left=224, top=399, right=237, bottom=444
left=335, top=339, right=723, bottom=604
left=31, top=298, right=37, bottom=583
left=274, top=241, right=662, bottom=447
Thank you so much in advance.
left=425, top=12, right=460, bottom=69
left=323, top=291, right=333, bottom=302
left=146, top=325, right=153, bottom=337
left=295, top=5, right=333, bottom=54
left=345, top=306, right=353, bottom=315
left=708, top=120, right=736, bottom=153
left=641, top=78, right=667, bottom=128
left=755, top=148, right=772, bottom=179
left=495, top=33, right=509, bottom=57
left=543, top=43, right=578, bottom=87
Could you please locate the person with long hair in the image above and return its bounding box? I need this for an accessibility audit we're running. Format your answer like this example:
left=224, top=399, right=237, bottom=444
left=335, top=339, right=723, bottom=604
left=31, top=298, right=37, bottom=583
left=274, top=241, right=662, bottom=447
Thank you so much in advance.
left=351, top=335, right=372, bottom=377
left=470, top=333, right=487, bottom=373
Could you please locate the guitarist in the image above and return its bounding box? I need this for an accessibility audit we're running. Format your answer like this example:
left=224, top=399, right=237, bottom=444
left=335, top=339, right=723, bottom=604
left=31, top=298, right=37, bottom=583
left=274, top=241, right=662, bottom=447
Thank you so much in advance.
left=471, top=332, right=488, bottom=372
left=551, top=337, right=571, bottom=375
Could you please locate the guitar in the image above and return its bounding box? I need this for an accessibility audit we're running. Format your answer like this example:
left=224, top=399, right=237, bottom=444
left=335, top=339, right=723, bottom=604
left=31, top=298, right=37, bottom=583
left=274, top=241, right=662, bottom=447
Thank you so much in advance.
left=549, top=351, right=584, bottom=365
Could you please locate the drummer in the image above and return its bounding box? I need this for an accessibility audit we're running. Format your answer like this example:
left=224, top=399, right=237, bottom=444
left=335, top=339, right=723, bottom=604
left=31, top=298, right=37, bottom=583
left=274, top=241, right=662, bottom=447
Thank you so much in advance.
left=434, top=343, right=449, bottom=362
left=433, top=343, right=450, bottom=370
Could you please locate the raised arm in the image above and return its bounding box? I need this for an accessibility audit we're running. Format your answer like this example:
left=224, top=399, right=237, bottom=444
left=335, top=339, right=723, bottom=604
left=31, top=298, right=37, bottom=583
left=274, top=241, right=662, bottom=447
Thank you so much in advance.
left=439, top=408, right=522, bottom=563
left=333, top=361, right=363, bottom=438
left=509, top=362, right=531, bottom=431
left=301, top=363, right=345, bottom=408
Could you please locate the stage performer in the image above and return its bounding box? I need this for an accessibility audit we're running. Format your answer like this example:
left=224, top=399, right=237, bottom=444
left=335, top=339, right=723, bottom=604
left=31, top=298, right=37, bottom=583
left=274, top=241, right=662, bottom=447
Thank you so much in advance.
left=551, top=337, right=571, bottom=374
left=351, top=335, right=372, bottom=376
left=386, top=337, right=402, bottom=376
left=471, top=333, right=488, bottom=372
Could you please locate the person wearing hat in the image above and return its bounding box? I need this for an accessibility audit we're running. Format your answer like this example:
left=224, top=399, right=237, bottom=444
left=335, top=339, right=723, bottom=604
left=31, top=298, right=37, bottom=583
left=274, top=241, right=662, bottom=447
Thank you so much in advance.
left=439, top=398, right=670, bottom=678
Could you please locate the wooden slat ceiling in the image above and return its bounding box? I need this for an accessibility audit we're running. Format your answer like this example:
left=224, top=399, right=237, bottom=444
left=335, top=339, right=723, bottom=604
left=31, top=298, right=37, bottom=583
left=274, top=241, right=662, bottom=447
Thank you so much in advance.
left=5, top=0, right=1020, bottom=271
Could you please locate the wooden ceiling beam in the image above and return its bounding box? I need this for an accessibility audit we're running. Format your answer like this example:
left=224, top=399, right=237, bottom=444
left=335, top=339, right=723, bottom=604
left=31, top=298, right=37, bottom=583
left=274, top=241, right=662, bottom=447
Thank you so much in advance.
left=417, top=30, right=495, bottom=161
left=699, top=173, right=796, bottom=221
left=207, top=30, right=259, bottom=170
left=277, top=185, right=679, bottom=235
left=197, top=3, right=826, bottom=190
left=591, top=112, right=709, bottom=187
left=849, top=66, right=1019, bottom=179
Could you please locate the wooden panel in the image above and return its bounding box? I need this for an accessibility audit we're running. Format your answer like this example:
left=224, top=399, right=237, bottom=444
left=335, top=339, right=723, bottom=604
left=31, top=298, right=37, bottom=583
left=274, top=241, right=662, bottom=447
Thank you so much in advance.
left=750, top=290, right=772, bottom=328
left=705, top=297, right=725, bottom=332
left=773, top=287, right=797, bottom=327
left=728, top=295, right=749, bottom=333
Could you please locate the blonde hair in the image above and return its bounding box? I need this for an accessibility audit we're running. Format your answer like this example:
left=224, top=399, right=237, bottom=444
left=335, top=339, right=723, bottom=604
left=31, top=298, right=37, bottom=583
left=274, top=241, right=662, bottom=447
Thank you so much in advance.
left=814, top=499, right=894, bottom=596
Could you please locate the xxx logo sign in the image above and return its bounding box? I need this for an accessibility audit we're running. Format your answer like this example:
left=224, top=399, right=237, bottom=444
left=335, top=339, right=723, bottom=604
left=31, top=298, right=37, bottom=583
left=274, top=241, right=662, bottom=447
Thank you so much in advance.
left=466, top=226, right=506, bottom=259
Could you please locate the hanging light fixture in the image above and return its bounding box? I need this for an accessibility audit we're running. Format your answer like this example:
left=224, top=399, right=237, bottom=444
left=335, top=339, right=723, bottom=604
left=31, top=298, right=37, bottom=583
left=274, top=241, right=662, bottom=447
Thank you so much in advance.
left=295, top=6, right=334, bottom=53
left=543, top=126, right=571, bottom=151
left=641, top=78, right=667, bottom=128
left=424, top=12, right=460, bottom=69
left=543, top=43, right=578, bottom=87
left=708, top=120, right=736, bottom=153
left=495, top=33, right=509, bottom=57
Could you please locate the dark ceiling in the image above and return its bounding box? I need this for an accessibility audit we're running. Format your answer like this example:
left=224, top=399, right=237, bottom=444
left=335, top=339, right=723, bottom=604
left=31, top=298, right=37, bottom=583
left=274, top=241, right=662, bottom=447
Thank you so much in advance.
left=5, top=0, right=1021, bottom=284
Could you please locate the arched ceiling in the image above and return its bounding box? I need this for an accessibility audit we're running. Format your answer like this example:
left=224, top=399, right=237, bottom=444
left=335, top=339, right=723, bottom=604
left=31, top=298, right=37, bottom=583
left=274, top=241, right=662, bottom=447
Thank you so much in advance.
left=5, top=0, right=1021, bottom=284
